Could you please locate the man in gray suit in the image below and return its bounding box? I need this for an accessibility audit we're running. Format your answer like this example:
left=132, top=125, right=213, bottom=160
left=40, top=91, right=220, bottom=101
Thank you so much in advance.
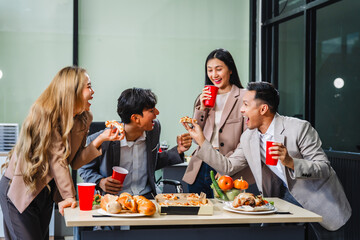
left=183, top=82, right=351, bottom=239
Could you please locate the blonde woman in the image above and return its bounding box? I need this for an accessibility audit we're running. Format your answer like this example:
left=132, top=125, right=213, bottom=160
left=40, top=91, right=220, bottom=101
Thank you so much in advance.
left=0, top=66, right=123, bottom=240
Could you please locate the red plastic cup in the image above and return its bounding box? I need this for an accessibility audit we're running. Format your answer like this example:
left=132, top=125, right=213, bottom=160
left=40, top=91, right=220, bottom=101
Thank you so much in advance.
left=77, top=183, right=96, bottom=211
left=266, top=141, right=279, bottom=165
left=203, top=85, right=219, bottom=108
left=112, top=166, right=128, bottom=183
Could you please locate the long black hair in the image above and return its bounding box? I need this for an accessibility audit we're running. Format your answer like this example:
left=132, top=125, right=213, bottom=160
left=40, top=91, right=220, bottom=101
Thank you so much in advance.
left=204, top=48, right=243, bottom=88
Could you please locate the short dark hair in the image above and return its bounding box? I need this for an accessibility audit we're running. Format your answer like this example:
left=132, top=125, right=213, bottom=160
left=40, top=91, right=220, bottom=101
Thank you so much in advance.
left=117, top=88, right=157, bottom=123
left=204, top=48, right=243, bottom=89
left=247, top=82, right=280, bottom=113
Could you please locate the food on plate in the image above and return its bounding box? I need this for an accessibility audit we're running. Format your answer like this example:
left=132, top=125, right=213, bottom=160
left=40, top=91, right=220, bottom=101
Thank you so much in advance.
left=210, top=170, right=229, bottom=201
left=186, top=193, right=200, bottom=201
left=233, top=177, right=249, bottom=190
left=155, top=193, right=209, bottom=206
left=100, top=194, right=121, bottom=213
left=93, top=193, right=102, bottom=205
left=179, top=116, right=198, bottom=124
left=118, top=192, right=137, bottom=213
left=187, top=193, right=207, bottom=204
left=106, top=201, right=122, bottom=214
left=217, top=175, right=234, bottom=191
left=211, top=174, right=251, bottom=201
left=105, top=120, right=124, bottom=134
left=232, top=193, right=266, bottom=208
left=155, top=193, right=213, bottom=215
left=223, top=188, right=241, bottom=201
left=158, top=201, right=207, bottom=206
left=161, top=194, right=179, bottom=201
left=133, top=195, right=156, bottom=216
left=99, top=193, right=156, bottom=216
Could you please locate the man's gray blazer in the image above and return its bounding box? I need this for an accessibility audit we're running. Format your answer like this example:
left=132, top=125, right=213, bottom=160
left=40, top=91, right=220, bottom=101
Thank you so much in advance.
left=195, top=114, right=351, bottom=231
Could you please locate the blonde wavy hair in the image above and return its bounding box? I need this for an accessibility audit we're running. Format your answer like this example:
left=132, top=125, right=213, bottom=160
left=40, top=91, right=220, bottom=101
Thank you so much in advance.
left=2, top=66, right=89, bottom=193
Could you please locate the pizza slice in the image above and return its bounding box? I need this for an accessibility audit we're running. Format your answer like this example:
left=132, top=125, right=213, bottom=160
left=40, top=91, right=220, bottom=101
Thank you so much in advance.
left=179, top=116, right=197, bottom=124
left=105, top=120, right=124, bottom=134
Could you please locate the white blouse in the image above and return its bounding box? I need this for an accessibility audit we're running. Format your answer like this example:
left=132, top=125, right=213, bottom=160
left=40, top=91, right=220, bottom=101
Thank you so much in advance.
left=210, top=92, right=230, bottom=148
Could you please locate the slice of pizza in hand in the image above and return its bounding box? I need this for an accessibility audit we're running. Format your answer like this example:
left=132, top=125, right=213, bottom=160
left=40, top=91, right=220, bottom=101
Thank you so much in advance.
left=179, top=116, right=198, bottom=124
left=105, top=120, right=124, bottom=134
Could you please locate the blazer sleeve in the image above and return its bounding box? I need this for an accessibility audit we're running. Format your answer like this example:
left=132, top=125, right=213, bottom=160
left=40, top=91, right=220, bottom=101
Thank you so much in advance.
left=48, top=130, right=78, bottom=200
left=78, top=130, right=106, bottom=185
left=290, top=121, right=331, bottom=179
left=195, top=140, right=248, bottom=176
left=155, top=146, right=184, bottom=170
left=69, top=132, right=102, bottom=170
left=193, top=95, right=208, bottom=130
left=148, top=120, right=184, bottom=170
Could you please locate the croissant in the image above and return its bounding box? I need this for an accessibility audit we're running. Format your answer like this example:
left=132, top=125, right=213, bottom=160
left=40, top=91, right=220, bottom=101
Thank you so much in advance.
left=134, top=195, right=156, bottom=216
left=118, top=192, right=137, bottom=213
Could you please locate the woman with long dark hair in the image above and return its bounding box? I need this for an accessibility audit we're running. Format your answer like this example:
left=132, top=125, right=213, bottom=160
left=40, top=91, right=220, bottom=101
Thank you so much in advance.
left=182, top=48, right=253, bottom=197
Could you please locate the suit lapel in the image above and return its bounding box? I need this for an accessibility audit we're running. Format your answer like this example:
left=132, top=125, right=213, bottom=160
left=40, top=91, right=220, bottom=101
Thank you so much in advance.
left=249, top=131, right=263, bottom=193
left=204, top=109, right=215, bottom=140
left=145, top=132, right=153, bottom=175
left=112, top=141, right=121, bottom=167
left=219, top=85, right=238, bottom=129
left=273, top=114, right=288, bottom=186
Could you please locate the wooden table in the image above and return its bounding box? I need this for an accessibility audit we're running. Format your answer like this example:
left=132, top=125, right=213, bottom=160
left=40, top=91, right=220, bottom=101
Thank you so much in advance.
left=64, top=198, right=322, bottom=240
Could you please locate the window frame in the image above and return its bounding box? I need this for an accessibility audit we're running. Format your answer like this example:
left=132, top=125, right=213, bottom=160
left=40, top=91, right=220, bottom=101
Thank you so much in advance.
left=255, top=0, right=342, bottom=126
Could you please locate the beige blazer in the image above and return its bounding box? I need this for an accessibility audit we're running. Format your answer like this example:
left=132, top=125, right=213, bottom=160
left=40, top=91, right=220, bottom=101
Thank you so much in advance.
left=4, top=111, right=102, bottom=213
left=195, top=114, right=351, bottom=231
left=183, top=85, right=254, bottom=185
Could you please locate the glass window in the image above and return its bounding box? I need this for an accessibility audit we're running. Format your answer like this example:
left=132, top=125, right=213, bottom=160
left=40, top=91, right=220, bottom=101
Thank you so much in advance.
left=315, top=0, right=360, bottom=152
left=275, top=0, right=304, bottom=16
left=277, top=16, right=305, bottom=119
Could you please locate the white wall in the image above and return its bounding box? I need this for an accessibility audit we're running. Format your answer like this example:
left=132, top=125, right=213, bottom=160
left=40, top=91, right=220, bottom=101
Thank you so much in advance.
left=79, top=0, right=250, bottom=152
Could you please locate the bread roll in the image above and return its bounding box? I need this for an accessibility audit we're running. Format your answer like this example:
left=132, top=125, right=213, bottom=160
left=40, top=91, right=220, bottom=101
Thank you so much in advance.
left=106, top=201, right=122, bottom=214
left=134, top=195, right=156, bottom=216
left=100, top=194, right=119, bottom=211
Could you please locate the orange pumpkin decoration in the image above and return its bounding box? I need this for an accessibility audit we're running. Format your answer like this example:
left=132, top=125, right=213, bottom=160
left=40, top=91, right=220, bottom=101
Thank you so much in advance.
left=233, top=177, right=249, bottom=190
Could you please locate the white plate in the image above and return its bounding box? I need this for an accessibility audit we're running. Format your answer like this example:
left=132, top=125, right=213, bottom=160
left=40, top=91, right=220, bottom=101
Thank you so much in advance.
left=96, top=209, right=146, bottom=217
left=223, top=202, right=276, bottom=215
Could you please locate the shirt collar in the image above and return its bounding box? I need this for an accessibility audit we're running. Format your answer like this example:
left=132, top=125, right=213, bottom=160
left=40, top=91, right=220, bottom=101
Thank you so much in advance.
left=258, top=116, right=276, bottom=138
left=120, top=132, right=146, bottom=147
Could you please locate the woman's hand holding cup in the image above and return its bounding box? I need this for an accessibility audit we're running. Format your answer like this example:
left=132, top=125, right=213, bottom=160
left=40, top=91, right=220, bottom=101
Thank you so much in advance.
left=199, top=87, right=213, bottom=111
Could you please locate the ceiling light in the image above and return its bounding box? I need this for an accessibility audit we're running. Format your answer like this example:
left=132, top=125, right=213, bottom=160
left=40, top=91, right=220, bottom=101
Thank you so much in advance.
left=333, top=78, right=344, bottom=89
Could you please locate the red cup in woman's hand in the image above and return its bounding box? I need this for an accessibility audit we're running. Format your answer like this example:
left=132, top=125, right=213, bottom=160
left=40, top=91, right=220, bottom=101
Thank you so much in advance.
left=203, top=85, right=219, bottom=108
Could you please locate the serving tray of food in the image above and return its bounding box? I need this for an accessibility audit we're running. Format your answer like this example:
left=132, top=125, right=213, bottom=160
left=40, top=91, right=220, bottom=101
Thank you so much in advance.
left=155, top=193, right=213, bottom=215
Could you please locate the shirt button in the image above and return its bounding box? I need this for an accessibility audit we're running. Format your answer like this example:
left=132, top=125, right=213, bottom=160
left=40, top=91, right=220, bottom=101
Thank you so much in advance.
left=219, top=129, right=223, bottom=133
left=220, top=142, right=224, bottom=147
